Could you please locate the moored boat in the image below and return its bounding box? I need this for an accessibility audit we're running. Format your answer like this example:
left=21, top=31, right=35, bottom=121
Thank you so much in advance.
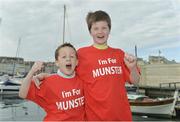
left=0, top=75, right=21, bottom=94
left=128, top=90, right=179, bottom=117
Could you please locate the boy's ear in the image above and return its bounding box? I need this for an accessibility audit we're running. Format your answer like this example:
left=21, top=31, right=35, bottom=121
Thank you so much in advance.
left=76, top=59, right=78, bottom=66
left=55, top=61, right=59, bottom=67
left=90, top=31, right=93, bottom=35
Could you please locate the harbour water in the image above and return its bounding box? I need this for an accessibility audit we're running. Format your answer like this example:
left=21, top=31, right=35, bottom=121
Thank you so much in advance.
left=0, top=94, right=180, bottom=121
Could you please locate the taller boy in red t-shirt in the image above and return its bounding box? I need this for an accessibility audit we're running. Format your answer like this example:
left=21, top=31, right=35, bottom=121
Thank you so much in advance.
left=76, top=10, right=140, bottom=121
left=19, top=43, right=85, bottom=121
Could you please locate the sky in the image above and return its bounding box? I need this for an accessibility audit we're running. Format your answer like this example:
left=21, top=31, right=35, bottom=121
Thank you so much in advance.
left=0, top=0, right=180, bottom=62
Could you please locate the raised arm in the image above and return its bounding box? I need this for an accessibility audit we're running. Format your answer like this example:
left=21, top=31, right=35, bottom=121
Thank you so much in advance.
left=124, top=53, right=140, bottom=85
left=33, top=73, right=50, bottom=89
left=19, top=61, right=44, bottom=98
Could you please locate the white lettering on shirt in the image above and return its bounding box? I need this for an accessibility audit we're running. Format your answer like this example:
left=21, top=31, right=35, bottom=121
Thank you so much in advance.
left=93, top=58, right=122, bottom=78
left=56, top=96, right=84, bottom=110
left=92, top=66, right=122, bottom=78
left=56, top=89, right=84, bottom=111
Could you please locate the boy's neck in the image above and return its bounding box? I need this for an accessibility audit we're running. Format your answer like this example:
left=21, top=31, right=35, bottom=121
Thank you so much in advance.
left=57, top=69, right=75, bottom=79
left=93, top=43, right=108, bottom=49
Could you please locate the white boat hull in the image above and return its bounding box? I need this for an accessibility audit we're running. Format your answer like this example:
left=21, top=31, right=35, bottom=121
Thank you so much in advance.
left=130, top=101, right=175, bottom=116
left=129, top=90, right=179, bottom=117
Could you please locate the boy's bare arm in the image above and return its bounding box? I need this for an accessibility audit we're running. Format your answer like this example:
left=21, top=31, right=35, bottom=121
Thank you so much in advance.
left=33, top=73, right=50, bottom=89
left=124, top=53, right=140, bottom=85
left=19, top=61, right=44, bottom=98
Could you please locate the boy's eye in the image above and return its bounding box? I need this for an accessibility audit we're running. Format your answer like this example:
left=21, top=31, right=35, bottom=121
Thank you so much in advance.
left=62, top=56, right=66, bottom=58
left=71, top=56, right=75, bottom=58
left=102, top=27, right=108, bottom=30
left=93, top=27, right=98, bottom=31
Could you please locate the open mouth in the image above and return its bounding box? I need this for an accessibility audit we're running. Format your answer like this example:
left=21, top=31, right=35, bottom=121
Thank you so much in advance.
left=97, top=36, right=104, bottom=39
left=66, top=64, right=72, bottom=69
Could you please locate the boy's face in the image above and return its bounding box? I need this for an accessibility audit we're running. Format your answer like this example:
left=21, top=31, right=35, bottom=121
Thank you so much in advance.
left=90, top=21, right=110, bottom=45
left=55, top=46, right=78, bottom=76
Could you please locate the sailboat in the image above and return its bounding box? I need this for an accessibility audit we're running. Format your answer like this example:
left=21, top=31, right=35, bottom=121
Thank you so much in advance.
left=0, top=38, right=22, bottom=94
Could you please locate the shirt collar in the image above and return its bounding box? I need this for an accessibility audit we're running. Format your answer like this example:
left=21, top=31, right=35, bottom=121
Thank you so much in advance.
left=57, top=69, right=75, bottom=79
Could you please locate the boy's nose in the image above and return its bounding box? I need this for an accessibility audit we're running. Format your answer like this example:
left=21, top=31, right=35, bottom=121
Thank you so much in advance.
left=97, top=29, right=104, bottom=34
left=97, top=29, right=103, bottom=33
left=66, top=57, right=71, bottom=61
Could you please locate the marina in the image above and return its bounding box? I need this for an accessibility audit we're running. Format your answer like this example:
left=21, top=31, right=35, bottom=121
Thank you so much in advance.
left=0, top=75, right=179, bottom=121
left=0, top=77, right=180, bottom=121
left=0, top=61, right=179, bottom=121
left=0, top=0, right=180, bottom=121
left=0, top=93, right=180, bottom=121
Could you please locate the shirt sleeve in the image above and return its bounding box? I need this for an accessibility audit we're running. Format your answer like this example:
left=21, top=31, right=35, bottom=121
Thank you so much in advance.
left=122, top=60, right=131, bottom=83
left=26, top=80, right=38, bottom=102
left=26, top=80, right=47, bottom=108
left=76, top=49, right=85, bottom=80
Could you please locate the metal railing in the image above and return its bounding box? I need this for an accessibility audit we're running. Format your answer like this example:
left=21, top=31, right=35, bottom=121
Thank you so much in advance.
left=159, top=82, right=180, bottom=89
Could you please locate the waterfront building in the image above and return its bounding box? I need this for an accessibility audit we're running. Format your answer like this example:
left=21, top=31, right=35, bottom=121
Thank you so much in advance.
left=0, top=56, right=57, bottom=76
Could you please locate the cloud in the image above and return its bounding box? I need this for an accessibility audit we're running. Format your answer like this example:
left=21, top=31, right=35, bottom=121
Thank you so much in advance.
left=0, top=0, right=180, bottom=62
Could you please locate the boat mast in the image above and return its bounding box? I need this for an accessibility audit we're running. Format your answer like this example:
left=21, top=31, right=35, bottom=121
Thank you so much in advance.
left=62, top=5, right=66, bottom=44
left=135, top=45, right=137, bottom=57
left=12, top=38, right=21, bottom=75
left=135, top=45, right=139, bottom=94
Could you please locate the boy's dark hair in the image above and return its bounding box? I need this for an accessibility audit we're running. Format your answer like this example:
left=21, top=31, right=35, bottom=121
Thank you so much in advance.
left=55, top=42, right=77, bottom=60
left=86, top=10, right=111, bottom=32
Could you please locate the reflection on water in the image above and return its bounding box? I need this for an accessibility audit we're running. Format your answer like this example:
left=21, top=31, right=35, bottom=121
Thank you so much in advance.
left=0, top=94, right=45, bottom=121
left=0, top=94, right=23, bottom=106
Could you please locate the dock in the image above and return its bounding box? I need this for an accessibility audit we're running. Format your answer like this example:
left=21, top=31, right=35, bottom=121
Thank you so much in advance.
left=0, top=85, right=20, bottom=94
left=136, top=81, right=180, bottom=97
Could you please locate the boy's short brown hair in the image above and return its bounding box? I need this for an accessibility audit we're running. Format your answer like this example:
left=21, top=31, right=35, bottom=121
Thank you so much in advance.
left=86, top=10, right=111, bottom=32
left=55, top=43, right=77, bottom=60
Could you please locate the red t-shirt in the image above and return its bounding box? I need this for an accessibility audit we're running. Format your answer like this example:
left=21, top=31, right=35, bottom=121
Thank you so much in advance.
left=26, top=74, right=85, bottom=121
left=77, top=46, right=132, bottom=121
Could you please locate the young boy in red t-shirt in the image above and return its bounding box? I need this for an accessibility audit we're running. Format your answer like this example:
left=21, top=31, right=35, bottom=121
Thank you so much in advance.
left=76, top=10, right=140, bottom=121
left=19, top=43, right=85, bottom=121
